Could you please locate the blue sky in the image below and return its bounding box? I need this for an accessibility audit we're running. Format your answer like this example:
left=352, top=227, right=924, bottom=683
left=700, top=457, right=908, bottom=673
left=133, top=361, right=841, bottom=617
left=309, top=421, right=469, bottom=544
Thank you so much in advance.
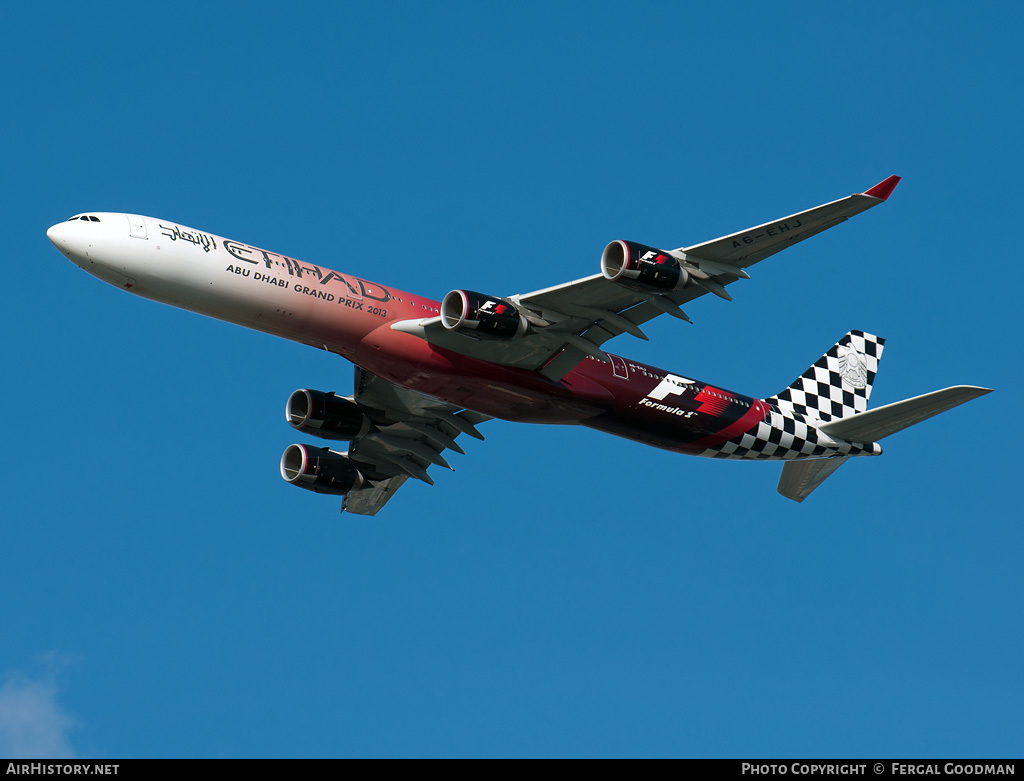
left=1, top=1, right=1020, bottom=758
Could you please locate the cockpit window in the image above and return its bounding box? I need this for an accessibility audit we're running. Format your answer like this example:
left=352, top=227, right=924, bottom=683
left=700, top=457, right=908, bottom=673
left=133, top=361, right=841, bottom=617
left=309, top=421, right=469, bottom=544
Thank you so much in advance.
left=67, top=215, right=100, bottom=222
left=88, top=216, right=100, bottom=222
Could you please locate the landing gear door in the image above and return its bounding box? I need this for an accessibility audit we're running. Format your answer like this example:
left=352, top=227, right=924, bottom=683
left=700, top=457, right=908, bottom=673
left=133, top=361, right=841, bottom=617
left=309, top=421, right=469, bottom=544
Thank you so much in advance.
left=126, top=214, right=148, bottom=239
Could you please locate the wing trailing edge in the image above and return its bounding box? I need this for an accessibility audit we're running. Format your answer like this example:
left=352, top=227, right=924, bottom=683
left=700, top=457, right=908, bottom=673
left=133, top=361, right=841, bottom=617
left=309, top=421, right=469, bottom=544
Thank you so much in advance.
left=338, top=367, right=492, bottom=515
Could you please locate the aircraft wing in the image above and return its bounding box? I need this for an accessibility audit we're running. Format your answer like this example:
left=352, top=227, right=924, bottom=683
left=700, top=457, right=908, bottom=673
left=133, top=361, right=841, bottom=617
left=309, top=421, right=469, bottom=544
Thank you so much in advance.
left=338, top=367, right=490, bottom=515
left=390, top=176, right=900, bottom=382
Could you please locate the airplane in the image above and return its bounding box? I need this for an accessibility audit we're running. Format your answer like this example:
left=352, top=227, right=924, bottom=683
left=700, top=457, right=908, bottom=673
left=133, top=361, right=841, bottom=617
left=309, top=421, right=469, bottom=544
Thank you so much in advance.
left=46, top=176, right=991, bottom=514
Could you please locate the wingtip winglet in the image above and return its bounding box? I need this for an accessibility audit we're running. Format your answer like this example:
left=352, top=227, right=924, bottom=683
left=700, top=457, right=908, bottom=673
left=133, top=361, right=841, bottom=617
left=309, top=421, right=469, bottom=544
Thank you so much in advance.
left=864, top=175, right=901, bottom=201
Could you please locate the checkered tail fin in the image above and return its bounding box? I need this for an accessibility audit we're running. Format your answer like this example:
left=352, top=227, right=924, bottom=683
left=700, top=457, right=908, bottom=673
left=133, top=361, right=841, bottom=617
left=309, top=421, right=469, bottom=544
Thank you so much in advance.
left=766, top=331, right=885, bottom=422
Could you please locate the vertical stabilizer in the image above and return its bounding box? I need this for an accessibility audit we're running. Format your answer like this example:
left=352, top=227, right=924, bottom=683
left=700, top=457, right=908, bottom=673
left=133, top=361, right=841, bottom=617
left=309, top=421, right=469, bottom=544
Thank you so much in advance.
left=767, top=330, right=885, bottom=422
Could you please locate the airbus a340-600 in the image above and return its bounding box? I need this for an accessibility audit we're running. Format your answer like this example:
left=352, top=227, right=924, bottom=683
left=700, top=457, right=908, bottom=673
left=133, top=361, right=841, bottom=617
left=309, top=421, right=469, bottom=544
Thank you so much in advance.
left=47, top=176, right=990, bottom=514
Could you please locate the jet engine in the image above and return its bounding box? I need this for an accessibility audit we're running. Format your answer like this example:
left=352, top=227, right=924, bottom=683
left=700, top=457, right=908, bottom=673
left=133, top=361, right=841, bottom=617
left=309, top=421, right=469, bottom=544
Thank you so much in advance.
left=601, top=240, right=690, bottom=293
left=440, top=289, right=528, bottom=339
left=280, top=444, right=365, bottom=495
left=285, top=389, right=372, bottom=440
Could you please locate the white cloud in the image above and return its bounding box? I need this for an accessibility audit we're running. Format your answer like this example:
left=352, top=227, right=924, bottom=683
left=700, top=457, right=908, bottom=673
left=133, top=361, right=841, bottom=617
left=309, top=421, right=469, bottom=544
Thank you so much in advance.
left=0, top=656, right=77, bottom=759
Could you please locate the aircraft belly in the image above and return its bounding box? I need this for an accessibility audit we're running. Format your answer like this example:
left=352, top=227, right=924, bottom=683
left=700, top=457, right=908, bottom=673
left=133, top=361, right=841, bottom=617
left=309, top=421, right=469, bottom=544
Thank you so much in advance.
left=353, top=325, right=603, bottom=423
left=581, top=401, right=762, bottom=454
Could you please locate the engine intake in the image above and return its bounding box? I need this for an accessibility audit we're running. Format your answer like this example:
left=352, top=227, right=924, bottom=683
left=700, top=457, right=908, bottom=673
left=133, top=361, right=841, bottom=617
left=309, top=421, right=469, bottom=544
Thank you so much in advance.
left=286, top=389, right=372, bottom=440
left=441, top=289, right=528, bottom=339
left=280, top=444, right=365, bottom=495
left=601, top=240, right=689, bottom=293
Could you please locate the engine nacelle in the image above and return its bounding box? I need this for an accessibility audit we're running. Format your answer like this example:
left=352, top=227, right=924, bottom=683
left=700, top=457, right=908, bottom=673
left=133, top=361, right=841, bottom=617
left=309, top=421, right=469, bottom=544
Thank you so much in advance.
left=440, top=289, right=528, bottom=339
left=280, top=444, right=365, bottom=495
left=601, top=240, right=690, bottom=293
left=285, top=389, right=372, bottom=440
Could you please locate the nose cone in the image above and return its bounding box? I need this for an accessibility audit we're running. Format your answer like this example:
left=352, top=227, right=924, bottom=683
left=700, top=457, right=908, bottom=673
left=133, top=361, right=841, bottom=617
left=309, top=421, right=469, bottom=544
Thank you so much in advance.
left=46, top=216, right=100, bottom=271
left=47, top=215, right=110, bottom=266
left=47, top=213, right=142, bottom=291
left=46, top=219, right=85, bottom=266
left=46, top=221, right=67, bottom=249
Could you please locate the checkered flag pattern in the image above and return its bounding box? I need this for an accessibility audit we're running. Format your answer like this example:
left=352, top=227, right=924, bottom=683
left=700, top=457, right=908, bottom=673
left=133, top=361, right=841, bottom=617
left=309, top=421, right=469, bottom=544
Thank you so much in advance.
left=701, top=415, right=877, bottom=460
left=765, top=330, right=885, bottom=423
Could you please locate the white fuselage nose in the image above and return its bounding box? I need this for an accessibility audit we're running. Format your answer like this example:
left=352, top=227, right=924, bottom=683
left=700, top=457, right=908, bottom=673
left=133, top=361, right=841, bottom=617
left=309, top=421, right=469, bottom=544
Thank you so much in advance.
left=45, top=212, right=375, bottom=354
left=47, top=212, right=224, bottom=308
left=47, top=213, right=147, bottom=291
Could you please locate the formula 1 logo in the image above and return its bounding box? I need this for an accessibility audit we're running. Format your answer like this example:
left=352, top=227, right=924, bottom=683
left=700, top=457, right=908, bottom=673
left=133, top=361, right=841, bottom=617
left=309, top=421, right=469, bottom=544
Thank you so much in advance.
left=640, top=373, right=697, bottom=417
left=478, top=299, right=508, bottom=315
left=647, top=373, right=695, bottom=401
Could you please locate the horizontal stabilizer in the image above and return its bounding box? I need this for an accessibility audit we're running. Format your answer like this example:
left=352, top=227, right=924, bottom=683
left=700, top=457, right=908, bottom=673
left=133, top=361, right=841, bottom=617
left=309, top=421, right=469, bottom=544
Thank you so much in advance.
left=778, top=457, right=849, bottom=503
left=779, top=385, right=992, bottom=503
left=817, top=385, right=993, bottom=443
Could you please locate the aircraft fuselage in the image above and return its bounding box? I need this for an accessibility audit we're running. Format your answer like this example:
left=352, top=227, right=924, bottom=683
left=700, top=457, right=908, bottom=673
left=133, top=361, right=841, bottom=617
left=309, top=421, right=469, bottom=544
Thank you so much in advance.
left=46, top=212, right=872, bottom=462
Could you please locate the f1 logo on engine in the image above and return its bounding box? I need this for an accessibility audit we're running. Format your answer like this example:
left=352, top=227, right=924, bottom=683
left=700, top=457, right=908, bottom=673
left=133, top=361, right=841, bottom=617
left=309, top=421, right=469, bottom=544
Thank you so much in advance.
left=647, top=373, right=694, bottom=401
left=479, top=299, right=508, bottom=314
